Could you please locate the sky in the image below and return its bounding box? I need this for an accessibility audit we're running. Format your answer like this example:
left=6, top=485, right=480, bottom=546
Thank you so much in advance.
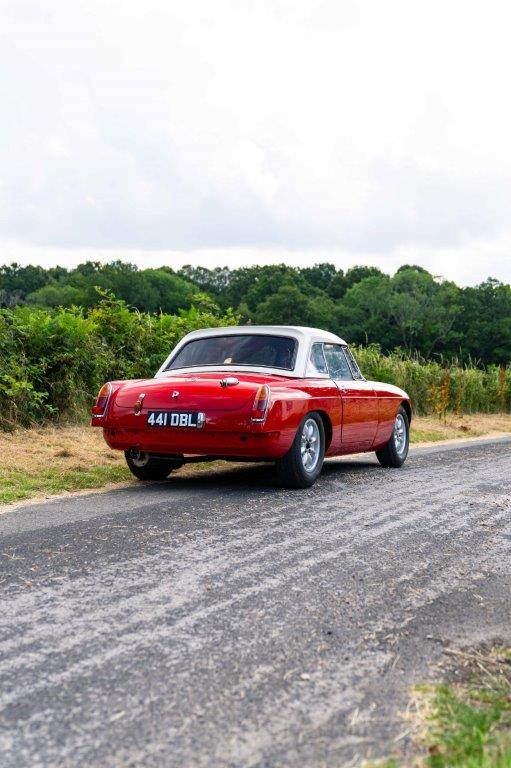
left=1, top=0, right=511, bottom=285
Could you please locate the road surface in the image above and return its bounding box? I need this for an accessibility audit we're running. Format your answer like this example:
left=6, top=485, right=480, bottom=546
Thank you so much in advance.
left=1, top=439, right=510, bottom=767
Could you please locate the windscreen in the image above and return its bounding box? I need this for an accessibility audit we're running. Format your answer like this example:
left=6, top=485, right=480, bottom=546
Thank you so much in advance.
left=166, top=334, right=298, bottom=371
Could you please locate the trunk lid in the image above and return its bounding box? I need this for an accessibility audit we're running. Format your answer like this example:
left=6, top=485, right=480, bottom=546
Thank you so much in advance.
left=114, top=372, right=274, bottom=412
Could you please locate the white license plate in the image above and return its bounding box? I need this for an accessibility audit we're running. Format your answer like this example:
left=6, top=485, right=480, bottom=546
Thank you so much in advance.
left=147, top=410, right=200, bottom=428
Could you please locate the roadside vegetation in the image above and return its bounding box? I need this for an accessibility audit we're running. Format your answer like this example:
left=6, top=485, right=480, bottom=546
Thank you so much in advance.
left=374, top=647, right=511, bottom=768
left=1, top=288, right=510, bottom=431
left=410, top=413, right=511, bottom=443
left=0, top=293, right=236, bottom=430
left=2, top=415, right=510, bottom=505
left=2, top=261, right=511, bottom=366
left=0, top=426, right=128, bottom=504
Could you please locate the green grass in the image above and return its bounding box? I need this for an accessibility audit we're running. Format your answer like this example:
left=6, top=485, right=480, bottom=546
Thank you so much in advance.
left=373, top=648, right=511, bottom=768
left=411, top=426, right=449, bottom=442
left=0, top=465, right=130, bottom=504
left=423, top=682, right=511, bottom=767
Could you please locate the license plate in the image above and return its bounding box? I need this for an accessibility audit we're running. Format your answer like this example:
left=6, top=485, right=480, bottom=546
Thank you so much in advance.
left=147, top=410, right=201, bottom=428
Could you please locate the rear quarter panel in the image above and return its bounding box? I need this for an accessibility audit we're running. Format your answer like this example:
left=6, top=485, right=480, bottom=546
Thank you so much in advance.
left=264, top=378, right=342, bottom=456
left=370, top=381, right=411, bottom=450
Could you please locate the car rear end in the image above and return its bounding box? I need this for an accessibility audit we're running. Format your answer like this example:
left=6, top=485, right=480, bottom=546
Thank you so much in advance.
left=91, top=372, right=292, bottom=461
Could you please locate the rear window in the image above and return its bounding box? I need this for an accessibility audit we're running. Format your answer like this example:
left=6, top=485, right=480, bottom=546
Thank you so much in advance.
left=166, top=334, right=298, bottom=371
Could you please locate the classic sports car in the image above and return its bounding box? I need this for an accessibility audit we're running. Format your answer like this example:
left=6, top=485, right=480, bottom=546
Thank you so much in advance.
left=91, top=326, right=411, bottom=488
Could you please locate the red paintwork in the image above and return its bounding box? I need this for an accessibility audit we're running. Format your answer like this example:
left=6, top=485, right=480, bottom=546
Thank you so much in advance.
left=92, top=370, right=411, bottom=461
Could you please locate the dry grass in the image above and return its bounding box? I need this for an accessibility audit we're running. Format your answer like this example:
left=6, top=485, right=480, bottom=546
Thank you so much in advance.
left=410, top=413, right=511, bottom=443
left=3, top=424, right=122, bottom=474
left=1, top=414, right=510, bottom=505
left=0, top=424, right=229, bottom=504
left=0, top=425, right=128, bottom=504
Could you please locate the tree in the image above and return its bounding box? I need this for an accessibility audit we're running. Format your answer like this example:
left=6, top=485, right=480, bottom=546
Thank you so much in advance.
left=344, top=265, right=385, bottom=289
left=388, top=269, right=462, bottom=356
left=178, top=265, right=232, bottom=298
left=26, top=284, right=87, bottom=308
left=299, top=263, right=337, bottom=291
left=336, top=275, right=393, bottom=346
left=0, top=263, right=49, bottom=301
left=254, top=285, right=336, bottom=328
left=142, top=269, right=198, bottom=313
left=455, top=279, right=511, bottom=364
left=327, top=271, right=348, bottom=299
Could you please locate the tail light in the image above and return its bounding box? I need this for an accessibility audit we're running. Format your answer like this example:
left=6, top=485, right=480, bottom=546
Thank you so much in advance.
left=251, top=384, right=270, bottom=423
left=92, top=382, right=112, bottom=417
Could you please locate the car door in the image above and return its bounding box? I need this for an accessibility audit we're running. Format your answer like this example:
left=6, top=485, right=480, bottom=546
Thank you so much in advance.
left=323, top=343, right=379, bottom=451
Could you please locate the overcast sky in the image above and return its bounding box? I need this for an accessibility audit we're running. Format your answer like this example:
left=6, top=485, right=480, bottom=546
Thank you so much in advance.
left=2, top=0, right=511, bottom=285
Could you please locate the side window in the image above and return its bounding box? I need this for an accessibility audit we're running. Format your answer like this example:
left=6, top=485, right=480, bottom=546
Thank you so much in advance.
left=323, top=344, right=353, bottom=380
left=344, top=346, right=364, bottom=380
left=309, top=343, right=328, bottom=375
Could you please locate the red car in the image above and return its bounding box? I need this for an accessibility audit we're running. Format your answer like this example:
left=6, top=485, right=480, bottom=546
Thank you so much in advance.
left=91, top=326, right=411, bottom=488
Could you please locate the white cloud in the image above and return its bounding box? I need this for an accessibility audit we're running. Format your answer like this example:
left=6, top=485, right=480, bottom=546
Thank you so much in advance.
left=1, top=0, right=511, bottom=282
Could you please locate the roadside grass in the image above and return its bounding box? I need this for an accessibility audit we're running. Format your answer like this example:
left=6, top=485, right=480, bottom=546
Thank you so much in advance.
left=0, top=425, right=128, bottom=504
left=1, top=413, right=511, bottom=505
left=410, top=413, right=511, bottom=443
left=373, top=647, right=511, bottom=768
left=0, top=424, right=226, bottom=504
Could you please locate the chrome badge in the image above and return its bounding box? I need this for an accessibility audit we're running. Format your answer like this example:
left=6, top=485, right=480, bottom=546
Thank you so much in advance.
left=134, top=393, right=145, bottom=415
left=171, top=390, right=180, bottom=399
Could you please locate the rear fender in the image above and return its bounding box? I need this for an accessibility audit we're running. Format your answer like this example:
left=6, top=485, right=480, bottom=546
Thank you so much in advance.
left=262, top=381, right=341, bottom=455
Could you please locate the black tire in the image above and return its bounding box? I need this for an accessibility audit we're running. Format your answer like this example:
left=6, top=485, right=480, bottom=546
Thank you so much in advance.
left=124, top=452, right=180, bottom=481
left=276, top=412, right=325, bottom=488
left=376, top=405, right=409, bottom=468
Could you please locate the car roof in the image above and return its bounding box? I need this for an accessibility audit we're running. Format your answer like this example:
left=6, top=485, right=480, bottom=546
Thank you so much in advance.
left=180, top=325, right=347, bottom=346
left=155, top=325, right=349, bottom=379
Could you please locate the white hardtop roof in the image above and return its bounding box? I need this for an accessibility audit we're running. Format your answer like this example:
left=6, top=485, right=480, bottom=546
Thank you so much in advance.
left=155, top=326, right=348, bottom=379
left=180, top=325, right=347, bottom=345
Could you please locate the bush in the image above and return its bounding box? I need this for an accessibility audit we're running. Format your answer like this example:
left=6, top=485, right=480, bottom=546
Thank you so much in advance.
left=355, top=344, right=511, bottom=416
left=0, top=295, right=237, bottom=430
left=1, top=306, right=509, bottom=430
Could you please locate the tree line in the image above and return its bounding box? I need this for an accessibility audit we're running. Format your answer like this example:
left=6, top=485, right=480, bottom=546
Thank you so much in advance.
left=1, top=260, right=510, bottom=365
left=1, top=296, right=508, bottom=430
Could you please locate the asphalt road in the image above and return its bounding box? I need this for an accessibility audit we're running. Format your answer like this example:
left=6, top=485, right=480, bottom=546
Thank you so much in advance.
left=1, top=439, right=510, bottom=768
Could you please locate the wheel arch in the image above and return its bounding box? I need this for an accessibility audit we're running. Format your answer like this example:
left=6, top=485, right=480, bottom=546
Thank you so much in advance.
left=314, top=409, right=333, bottom=450
left=401, top=399, right=412, bottom=425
